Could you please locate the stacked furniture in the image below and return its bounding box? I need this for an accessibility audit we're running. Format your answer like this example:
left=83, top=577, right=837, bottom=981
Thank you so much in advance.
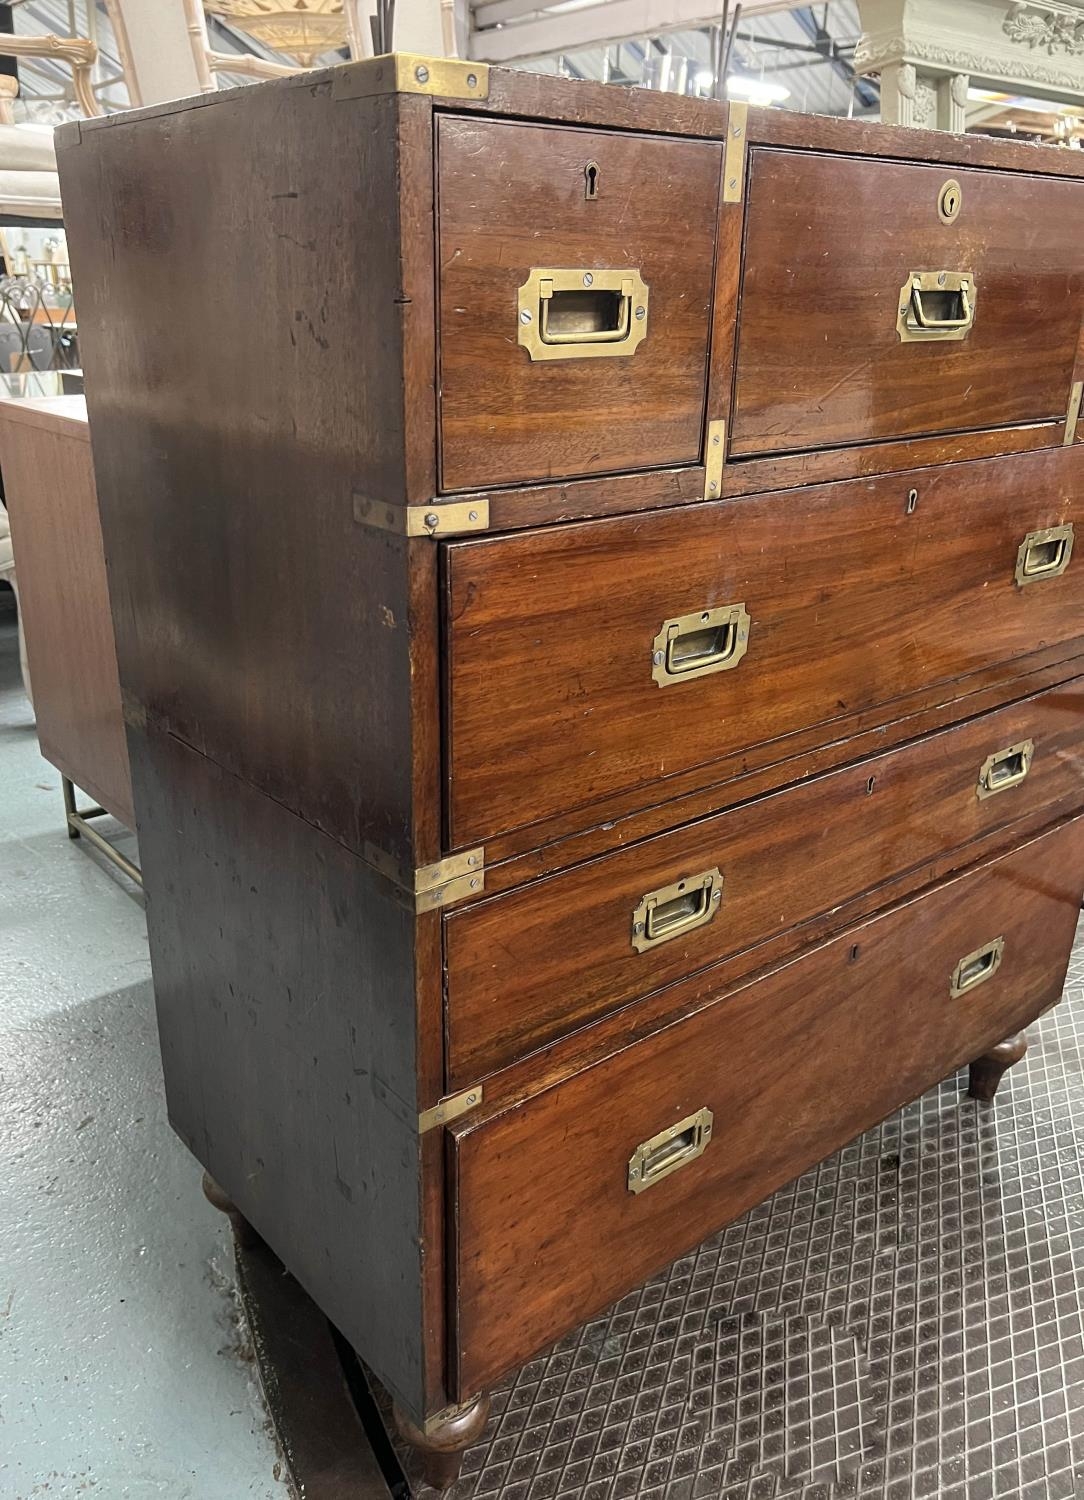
left=57, top=57, right=1084, bottom=1489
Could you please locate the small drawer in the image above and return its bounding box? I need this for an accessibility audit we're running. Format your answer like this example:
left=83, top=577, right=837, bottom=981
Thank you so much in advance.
left=450, top=815, right=1084, bottom=1395
left=731, top=150, right=1084, bottom=457
left=437, top=116, right=722, bottom=491
left=444, top=678, right=1084, bottom=1086
left=444, top=446, right=1084, bottom=848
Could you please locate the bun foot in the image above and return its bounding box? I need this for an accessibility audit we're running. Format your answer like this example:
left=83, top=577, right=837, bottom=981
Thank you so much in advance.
left=201, top=1170, right=260, bottom=1249
left=968, top=1032, right=1028, bottom=1101
left=393, top=1393, right=490, bottom=1492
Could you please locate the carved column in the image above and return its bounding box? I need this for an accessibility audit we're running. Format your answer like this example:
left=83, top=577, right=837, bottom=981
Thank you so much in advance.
left=856, top=0, right=1084, bottom=131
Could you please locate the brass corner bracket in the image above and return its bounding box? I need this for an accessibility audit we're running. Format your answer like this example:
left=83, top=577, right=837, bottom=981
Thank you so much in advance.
left=362, top=843, right=486, bottom=911
left=334, top=53, right=490, bottom=104
left=418, top=1085, right=484, bottom=1134
left=415, top=847, right=486, bottom=912
left=353, top=495, right=490, bottom=538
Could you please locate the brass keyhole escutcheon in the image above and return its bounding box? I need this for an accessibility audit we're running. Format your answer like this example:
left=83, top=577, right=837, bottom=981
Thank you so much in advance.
left=584, top=160, right=600, bottom=200
left=938, top=178, right=962, bottom=224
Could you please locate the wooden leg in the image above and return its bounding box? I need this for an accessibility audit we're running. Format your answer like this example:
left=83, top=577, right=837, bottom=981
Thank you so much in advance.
left=393, top=1394, right=490, bottom=1492
left=201, top=1170, right=260, bottom=1249
left=968, top=1033, right=1028, bottom=1101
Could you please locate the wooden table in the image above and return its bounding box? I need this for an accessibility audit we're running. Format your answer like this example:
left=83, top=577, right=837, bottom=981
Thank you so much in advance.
left=0, top=394, right=138, bottom=881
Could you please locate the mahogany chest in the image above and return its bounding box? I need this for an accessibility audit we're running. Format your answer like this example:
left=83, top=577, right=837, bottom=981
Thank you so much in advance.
left=56, top=56, right=1084, bottom=1486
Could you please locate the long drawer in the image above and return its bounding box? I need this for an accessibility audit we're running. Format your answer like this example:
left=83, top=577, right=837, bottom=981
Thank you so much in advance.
left=450, top=815, right=1084, bottom=1396
left=731, top=149, right=1084, bottom=457
left=445, top=678, right=1084, bottom=1086
left=444, top=446, right=1084, bottom=848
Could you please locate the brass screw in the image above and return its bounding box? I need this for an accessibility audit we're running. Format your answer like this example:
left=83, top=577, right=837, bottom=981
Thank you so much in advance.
left=425, top=513, right=439, bottom=529
left=468, top=510, right=479, bottom=522
left=415, top=64, right=429, bottom=83
left=708, top=480, right=718, bottom=493
left=520, top=309, right=532, bottom=324
left=466, top=73, right=478, bottom=88
left=635, top=306, right=646, bottom=320
left=583, top=272, right=594, bottom=287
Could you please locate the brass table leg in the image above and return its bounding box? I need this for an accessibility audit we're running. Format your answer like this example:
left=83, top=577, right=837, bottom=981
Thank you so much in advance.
left=62, top=775, right=143, bottom=887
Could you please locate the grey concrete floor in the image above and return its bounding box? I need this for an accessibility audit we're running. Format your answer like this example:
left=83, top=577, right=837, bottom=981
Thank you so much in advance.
left=0, top=594, right=287, bottom=1500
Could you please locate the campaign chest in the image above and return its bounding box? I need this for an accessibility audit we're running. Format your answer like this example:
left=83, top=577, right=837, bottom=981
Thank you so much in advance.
left=56, top=56, right=1084, bottom=1485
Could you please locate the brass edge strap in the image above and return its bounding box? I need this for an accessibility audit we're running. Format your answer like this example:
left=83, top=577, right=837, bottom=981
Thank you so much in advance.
left=353, top=495, right=490, bottom=537
left=418, top=1085, right=484, bottom=1133
left=723, top=101, right=749, bottom=203
left=333, top=53, right=490, bottom=103
left=704, top=419, right=725, bottom=499
left=1065, top=380, right=1083, bottom=446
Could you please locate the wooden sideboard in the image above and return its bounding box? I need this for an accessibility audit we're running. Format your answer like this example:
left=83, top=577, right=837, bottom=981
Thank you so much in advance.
left=0, top=396, right=136, bottom=849
left=56, top=57, right=1084, bottom=1488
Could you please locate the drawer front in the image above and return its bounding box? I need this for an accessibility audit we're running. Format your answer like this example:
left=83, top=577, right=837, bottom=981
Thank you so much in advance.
left=731, top=150, right=1084, bottom=457
left=451, top=816, right=1084, bottom=1395
left=445, top=447, right=1084, bottom=848
left=437, top=117, right=722, bottom=492
left=445, top=678, right=1084, bottom=1086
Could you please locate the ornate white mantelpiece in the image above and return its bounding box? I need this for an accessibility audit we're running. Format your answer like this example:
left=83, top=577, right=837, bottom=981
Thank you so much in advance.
left=855, top=0, right=1084, bottom=127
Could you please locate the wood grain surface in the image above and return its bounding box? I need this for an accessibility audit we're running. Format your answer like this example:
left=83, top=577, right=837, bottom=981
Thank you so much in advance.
left=444, top=677, right=1084, bottom=1085
left=451, top=815, right=1084, bottom=1395
left=0, top=396, right=134, bottom=825
left=445, top=446, right=1084, bottom=849
left=731, top=150, right=1084, bottom=456
left=437, top=116, right=722, bottom=490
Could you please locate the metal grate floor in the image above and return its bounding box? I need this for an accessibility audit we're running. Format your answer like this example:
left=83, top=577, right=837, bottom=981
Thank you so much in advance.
left=394, top=920, right=1084, bottom=1499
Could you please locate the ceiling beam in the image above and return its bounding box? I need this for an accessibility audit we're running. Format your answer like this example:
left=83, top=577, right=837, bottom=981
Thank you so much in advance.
left=469, top=0, right=796, bottom=62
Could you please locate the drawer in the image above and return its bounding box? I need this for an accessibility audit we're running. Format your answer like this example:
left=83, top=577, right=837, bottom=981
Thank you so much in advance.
left=731, top=150, right=1084, bottom=457
left=437, top=117, right=722, bottom=491
left=445, top=446, right=1084, bottom=848
left=450, top=815, right=1084, bottom=1395
left=445, top=678, right=1084, bottom=1086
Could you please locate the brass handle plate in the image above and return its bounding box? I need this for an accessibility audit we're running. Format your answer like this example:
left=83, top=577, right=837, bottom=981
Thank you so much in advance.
left=1015, top=524, right=1074, bottom=586
left=950, top=936, right=1005, bottom=998
left=896, top=271, right=976, bottom=343
left=631, top=867, right=723, bottom=954
left=651, top=604, right=750, bottom=687
left=976, top=739, right=1034, bottom=800
left=517, top=268, right=649, bottom=362
left=628, top=1107, right=714, bottom=1194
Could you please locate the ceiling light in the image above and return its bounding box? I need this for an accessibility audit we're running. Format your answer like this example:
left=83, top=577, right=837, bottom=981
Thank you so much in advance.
left=727, top=75, right=790, bottom=105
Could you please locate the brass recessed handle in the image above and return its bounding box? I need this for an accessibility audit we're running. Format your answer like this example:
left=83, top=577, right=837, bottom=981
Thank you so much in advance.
left=976, top=740, right=1034, bottom=800
left=950, top=936, right=1005, bottom=998
left=631, top=868, right=723, bottom=953
left=517, top=267, right=649, bottom=362
left=897, top=271, right=976, bottom=342
left=651, top=604, right=750, bottom=686
left=1015, top=524, right=1074, bottom=586
left=628, top=1107, right=713, bottom=1194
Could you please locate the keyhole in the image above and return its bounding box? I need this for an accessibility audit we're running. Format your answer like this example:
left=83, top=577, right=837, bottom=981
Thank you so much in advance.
left=906, top=488, right=918, bottom=515
left=938, top=178, right=962, bottom=223
left=584, top=160, right=600, bottom=200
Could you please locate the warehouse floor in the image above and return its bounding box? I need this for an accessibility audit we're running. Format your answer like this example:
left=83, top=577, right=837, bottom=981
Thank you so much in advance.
left=0, top=597, right=287, bottom=1500
left=6, top=583, right=1084, bottom=1500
